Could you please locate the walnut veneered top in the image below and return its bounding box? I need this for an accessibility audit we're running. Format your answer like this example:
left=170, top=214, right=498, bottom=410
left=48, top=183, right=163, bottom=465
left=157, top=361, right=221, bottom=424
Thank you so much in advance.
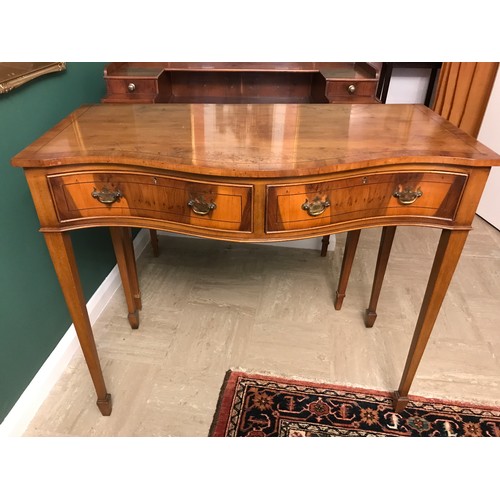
left=12, top=103, right=500, bottom=177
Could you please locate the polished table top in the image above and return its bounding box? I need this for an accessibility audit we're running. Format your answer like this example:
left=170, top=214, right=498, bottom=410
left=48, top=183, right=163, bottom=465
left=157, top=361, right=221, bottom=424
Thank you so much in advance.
left=12, top=103, right=500, bottom=175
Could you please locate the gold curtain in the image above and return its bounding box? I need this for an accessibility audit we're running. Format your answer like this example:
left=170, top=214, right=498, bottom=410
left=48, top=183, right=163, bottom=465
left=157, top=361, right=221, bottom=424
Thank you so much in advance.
left=433, top=62, right=498, bottom=138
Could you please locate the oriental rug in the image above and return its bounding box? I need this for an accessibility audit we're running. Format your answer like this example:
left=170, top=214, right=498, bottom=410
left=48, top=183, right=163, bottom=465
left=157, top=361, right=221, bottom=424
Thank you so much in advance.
left=210, top=371, right=500, bottom=437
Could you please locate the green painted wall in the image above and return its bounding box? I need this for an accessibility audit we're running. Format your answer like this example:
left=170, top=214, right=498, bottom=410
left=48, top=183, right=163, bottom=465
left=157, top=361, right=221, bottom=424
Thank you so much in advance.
left=0, top=62, right=117, bottom=423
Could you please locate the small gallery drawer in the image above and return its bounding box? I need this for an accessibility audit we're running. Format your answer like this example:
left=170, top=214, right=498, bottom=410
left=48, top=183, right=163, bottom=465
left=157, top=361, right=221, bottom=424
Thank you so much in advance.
left=266, top=171, right=468, bottom=233
left=325, top=80, right=378, bottom=102
left=48, top=171, right=253, bottom=232
left=106, top=78, right=158, bottom=97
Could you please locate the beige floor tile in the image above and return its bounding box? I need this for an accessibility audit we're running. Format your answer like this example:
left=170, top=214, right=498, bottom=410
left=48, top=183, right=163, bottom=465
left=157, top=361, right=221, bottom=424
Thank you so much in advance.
left=23, top=216, right=500, bottom=436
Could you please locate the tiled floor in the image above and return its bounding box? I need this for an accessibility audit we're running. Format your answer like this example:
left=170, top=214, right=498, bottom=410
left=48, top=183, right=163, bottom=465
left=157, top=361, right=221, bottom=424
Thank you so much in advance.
left=24, top=216, right=500, bottom=436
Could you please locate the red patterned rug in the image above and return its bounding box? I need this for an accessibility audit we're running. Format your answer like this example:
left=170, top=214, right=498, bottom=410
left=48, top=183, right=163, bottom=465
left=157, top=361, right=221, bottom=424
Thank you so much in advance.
left=210, top=371, right=500, bottom=437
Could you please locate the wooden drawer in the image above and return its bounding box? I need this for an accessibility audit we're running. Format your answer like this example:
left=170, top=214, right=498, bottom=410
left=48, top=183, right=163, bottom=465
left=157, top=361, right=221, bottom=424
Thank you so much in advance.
left=266, top=171, right=468, bottom=232
left=325, top=80, right=378, bottom=102
left=104, top=78, right=159, bottom=101
left=48, top=172, right=253, bottom=232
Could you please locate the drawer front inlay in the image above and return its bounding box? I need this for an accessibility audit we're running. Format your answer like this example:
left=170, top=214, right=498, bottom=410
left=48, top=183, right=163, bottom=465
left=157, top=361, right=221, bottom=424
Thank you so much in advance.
left=48, top=172, right=253, bottom=232
left=266, top=171, right=467, bottom=232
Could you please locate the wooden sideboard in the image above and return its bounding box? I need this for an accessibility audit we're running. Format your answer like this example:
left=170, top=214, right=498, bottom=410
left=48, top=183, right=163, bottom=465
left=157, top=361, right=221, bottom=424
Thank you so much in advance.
left=12, top=103, right=500, bottom=417
left=102, top=62, right=381, bottom=104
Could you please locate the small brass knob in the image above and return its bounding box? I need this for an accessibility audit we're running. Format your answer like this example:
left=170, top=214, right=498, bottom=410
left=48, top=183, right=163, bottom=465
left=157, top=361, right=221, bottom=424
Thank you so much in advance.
left=347, top=84, right=356, bottom=95
left=127, top=83, right=136, bottom=92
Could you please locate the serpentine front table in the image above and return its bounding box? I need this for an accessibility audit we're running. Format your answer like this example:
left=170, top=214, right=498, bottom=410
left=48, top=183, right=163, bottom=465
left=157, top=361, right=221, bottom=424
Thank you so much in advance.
left=11, top=103, right=500, bottom=416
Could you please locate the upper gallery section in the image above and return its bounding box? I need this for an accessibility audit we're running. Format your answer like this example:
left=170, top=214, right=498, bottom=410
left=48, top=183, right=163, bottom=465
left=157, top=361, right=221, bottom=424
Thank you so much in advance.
left=102, top=62, right=382, bottom=104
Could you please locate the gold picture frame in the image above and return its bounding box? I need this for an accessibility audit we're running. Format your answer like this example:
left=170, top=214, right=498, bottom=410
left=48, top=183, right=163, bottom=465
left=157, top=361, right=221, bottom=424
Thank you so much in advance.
left=0, top=62, right=66, bottom=94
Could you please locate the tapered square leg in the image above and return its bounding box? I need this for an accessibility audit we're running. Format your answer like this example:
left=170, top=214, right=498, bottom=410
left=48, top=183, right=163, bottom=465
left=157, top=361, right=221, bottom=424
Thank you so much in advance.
left=320, top=235, right=330, bottom=257
left=110, top=227, right=141, bottom=329
left=364, top=226, right=396, bottom=327
left=97, top=393, right=113, bottom=416
left=44, top=232, right=112, bottom=416
left=392, top=391, right=409, bottom=413
left=150, top=229, right=160, bottom=257
left=334, top=230, right=361, bottom=310
left=394, top=229, right=469, bottom=409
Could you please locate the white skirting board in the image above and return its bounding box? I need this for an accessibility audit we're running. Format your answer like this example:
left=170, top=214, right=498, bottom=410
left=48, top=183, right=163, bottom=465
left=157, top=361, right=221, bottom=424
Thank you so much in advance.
left=0, top=230, right=335, bottom=436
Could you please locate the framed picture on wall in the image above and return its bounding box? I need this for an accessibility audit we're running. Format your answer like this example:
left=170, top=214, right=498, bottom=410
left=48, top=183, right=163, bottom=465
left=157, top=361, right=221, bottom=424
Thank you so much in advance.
left=0, top=63, right=66, bottom=94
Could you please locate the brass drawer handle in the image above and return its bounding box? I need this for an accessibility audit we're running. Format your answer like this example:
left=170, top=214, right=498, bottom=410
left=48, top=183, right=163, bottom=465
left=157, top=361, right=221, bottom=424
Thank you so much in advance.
left=301, top=197, right=330, bottom=216
left=188, top=197, right=216, bottom=215
left=347, top=84, right=356, bottom=94
left=127, top=83, right=136, bottom=92
left=92, top=187, right=123, bottom=205
left=393, top=186, right=423, bottom=205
